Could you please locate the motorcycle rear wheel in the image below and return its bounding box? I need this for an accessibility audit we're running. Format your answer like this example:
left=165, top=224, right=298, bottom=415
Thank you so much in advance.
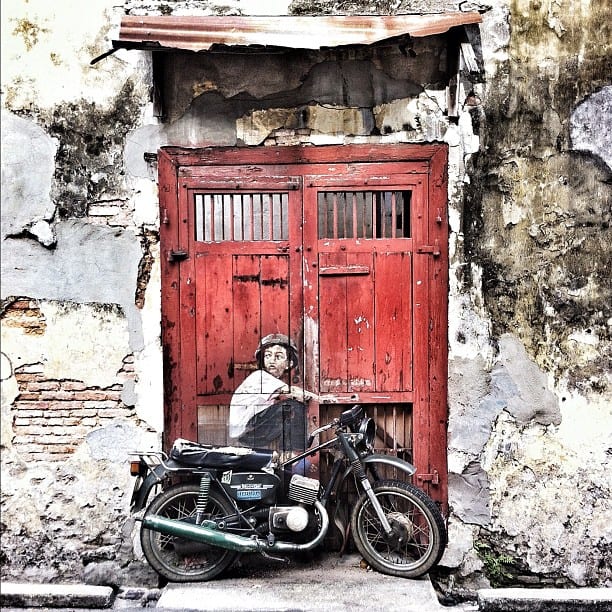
left=140, top=483, right=238, bottom=582
left=351, top=479, right=447, bottom=578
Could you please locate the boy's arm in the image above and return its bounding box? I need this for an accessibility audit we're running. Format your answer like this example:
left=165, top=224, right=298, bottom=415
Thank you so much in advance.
left=278, top=385, right=319, bottom=402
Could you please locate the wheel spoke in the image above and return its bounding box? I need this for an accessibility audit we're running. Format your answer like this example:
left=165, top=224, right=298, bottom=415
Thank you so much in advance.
left=351, top=481, right=446, bottom=577
left=142, top=485, right=238, bottom=581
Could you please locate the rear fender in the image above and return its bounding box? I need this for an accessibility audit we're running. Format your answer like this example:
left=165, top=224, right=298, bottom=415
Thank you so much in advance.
left=131, top=464, right=167, bottom=512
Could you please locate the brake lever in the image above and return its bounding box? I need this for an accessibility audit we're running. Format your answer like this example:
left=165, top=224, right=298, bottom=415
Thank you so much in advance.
left=306, top=419, right=338, bottom=448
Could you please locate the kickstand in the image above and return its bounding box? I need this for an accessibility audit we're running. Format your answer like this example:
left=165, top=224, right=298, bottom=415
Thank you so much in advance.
left=259, top=549, right=290, bottom=563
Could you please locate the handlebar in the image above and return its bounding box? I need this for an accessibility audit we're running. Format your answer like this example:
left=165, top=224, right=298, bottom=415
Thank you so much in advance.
left=305, top=405, right=364, bottom=447
left=306, top=419, right=337, bottom=448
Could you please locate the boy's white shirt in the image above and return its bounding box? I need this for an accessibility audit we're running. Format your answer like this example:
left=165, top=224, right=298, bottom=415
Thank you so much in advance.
left=228, top=370, right=285, bottom=438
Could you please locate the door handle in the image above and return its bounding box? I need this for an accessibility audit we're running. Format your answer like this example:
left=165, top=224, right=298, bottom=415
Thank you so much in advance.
left=168, top=249, right=189, bottom=262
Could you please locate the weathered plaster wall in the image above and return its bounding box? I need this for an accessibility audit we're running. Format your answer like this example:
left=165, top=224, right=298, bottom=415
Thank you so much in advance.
left=442, top=0, right=612, bottom=594
left=1, top=0, right=610, bottom=595
left=1, top=0, right=162, bottom=584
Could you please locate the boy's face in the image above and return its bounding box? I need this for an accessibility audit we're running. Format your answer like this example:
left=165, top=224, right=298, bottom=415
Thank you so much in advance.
left=263, top=344, right=289, bottom=378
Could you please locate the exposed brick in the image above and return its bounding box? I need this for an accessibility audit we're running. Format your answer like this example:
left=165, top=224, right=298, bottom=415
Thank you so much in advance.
left=83, top=400, right=119, bottom=409
left=61, top=390, right=119, bottom=401
left=14, top=373, right=45, bottom=383
left=15, top=443, right=76, bottom=454
left=40, top=390, right=81, bottom=401
left=17, top=426, right=90, bottom=437
left=14, top=418, right=33, bottom=426
left=16, top=426, right=49, bottom=436
left=10, top=370, right=135, bottom=461
left=35, top=433, right=87, bottom=444
left=79, top=409, right=99, bottom=417
left=80, top=418, right=99, bottom=427
left=98, top=408, right=132, bottom=418
left=7, top=299, right=34, bottom=309
left=14, top=401, right=54, bottom=411
left=14, top=410, right=44, bottom=418
left=15, top=392, right=41, bottom=401
left=44, top=401, right=86, bottom=410
left=27, top=381, right=61, bottom=392
left=16, top=417, right=79, bottom=426
left=60, top=381, right=88, bottom=391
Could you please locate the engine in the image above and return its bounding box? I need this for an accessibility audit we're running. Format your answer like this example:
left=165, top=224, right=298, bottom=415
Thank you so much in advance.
left=269, top=474, right=321, bottom=536
left=288, top=474, right=320, bottom=504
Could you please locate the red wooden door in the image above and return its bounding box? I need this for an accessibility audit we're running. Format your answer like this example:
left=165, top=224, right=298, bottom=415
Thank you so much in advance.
left=159, top=145, right=448, bottom=507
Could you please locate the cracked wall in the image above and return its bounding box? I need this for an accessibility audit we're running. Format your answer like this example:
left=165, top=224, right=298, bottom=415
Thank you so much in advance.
left=1, top=0, right=610, bottom=593
left=1, top=0, right=163, bottom=584
left=441, top=0, right=611, bottom=594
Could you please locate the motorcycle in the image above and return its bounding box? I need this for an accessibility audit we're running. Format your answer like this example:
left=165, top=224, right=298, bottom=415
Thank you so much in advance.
left=129, top=405, right=447, bottom=582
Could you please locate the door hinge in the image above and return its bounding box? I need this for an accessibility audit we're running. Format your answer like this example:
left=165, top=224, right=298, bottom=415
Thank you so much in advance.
left=417, top=470, right=440, bottom=485
left=416, top=241, right=441, bottom=257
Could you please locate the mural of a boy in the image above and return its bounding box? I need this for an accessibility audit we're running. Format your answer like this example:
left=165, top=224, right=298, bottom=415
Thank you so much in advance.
left=229, top=334, right=316, bottom=455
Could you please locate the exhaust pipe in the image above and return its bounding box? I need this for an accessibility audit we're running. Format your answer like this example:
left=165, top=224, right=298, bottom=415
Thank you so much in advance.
left=141, top=500, right=329, bottom=553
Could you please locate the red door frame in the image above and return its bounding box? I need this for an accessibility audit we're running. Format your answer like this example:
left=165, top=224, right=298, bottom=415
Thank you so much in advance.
left=158, top=144, right=449, bottom=508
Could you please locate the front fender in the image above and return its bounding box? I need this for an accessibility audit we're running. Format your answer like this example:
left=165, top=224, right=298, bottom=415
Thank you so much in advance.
left=362, top=453, right=417, bottom=477
left=338, top=453, right=417, bottom=492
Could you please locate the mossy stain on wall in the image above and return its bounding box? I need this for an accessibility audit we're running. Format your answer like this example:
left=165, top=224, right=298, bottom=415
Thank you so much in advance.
left=36, top=80, right=144, bottom=218
left=462, top=1, right=611, bottom=392
left=11, top=18, right=48, bottom=51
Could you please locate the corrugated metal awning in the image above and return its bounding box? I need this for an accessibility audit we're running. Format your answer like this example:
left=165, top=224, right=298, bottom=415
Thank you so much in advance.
left=110, top=13, right=483, bottom=54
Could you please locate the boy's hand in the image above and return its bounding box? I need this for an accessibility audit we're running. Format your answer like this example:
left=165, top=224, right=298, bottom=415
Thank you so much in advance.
left=279, top=385, right=318, bottom=402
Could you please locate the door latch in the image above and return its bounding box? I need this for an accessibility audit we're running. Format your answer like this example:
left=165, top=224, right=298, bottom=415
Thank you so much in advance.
left=416, top=241, right=441, bottom=257
left=168, top=249, right=189, bottom=262
left=417, top=471, right=440, bottom=485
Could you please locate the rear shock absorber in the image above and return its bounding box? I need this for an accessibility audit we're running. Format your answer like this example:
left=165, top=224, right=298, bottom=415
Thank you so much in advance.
left=195, top=473, right=211, bottom=525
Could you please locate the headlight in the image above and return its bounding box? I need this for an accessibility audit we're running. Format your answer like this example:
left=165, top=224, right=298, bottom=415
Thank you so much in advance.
left=358, top=417, right=375, bottom=449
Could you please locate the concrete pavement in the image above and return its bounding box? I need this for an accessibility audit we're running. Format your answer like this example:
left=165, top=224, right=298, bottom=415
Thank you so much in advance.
left=154, top=553, right=446, bottom=612
left=1, top=553, right=449, bottom=611
left=1, top=552, right=611, bottom=611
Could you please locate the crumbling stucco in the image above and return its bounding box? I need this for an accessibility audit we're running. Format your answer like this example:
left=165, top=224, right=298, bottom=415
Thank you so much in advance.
left=570, top=85, right=612, bottom=171
left=0, top=418, right=158, bottom=583
left=1, top=111, right=57, bottom=245
left=441, top=0, right=612, bottom=592
left=1, top=220, right=144, bottom=350
left=1, top=301, right=129, bottom=388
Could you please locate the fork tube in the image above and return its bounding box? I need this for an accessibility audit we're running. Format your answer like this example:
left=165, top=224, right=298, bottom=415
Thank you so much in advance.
left=338, top=434, right=393, bottom=535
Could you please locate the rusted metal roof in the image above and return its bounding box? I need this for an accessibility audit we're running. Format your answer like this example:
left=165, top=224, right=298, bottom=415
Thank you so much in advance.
left=111, top=13, right=483, bottom=53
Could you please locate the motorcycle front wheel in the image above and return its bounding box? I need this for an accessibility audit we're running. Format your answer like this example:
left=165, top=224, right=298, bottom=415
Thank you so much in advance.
left=351, top=479, right=447, bottom=578
left=140, top=483, right=238, bottom=582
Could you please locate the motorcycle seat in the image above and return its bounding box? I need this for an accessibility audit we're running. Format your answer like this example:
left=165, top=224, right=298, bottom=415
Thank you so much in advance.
left=169, top=438, right=275, bottom=470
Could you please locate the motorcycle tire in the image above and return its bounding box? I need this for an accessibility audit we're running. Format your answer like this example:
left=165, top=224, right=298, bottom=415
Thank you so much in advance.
left=351, top=479, right=447, bottom=578
left=140, top=483, right=238, bottom=582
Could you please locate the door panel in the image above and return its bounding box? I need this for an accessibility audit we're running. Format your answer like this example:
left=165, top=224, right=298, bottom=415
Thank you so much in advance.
left=195, top=253, right=233, bottom=395
left=317, top=250, right=414, bottom=394
left=195, top=253, right=290, bottom=396
left=305, top=180, right=420, bottom=403
left=374, top=251, right=413, bottom=392
left=318, top=251, right=375, bottom=393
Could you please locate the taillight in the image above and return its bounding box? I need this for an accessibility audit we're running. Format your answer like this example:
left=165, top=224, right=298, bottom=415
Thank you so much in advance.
left=130, top=460, right=145, bottom=477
